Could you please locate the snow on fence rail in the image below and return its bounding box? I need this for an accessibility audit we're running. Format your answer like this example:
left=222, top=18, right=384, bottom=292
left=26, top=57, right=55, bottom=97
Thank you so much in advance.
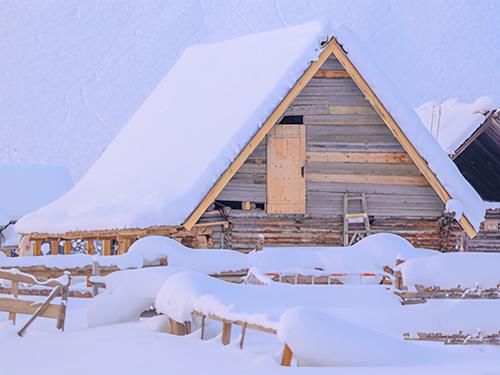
left=0, top=269, right=70, bottom=336
left=390, top=252, right=500, bottom=302
left=155, top=271, right=399, bottom=365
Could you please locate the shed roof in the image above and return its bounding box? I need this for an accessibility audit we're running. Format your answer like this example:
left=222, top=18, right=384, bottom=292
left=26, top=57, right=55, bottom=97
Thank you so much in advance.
left=16, top=22, right=485, bottom=236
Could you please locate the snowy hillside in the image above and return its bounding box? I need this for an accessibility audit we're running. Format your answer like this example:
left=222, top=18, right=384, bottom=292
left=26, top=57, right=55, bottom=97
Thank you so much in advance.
left=1, top=0, right=499, bottom=180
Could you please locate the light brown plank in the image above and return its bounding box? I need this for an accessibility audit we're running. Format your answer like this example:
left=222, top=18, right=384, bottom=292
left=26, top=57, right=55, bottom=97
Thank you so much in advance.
left=329, top=105, right=376, bottom=115
left=267, top=125, right=306, bottom=214
left=307, top=152, right=412, bottom=164
left=314, top=69, right=350, bottom=78
left=307, top=173, right=429, bottom=186
left=0, top=298, right=62, bottom=319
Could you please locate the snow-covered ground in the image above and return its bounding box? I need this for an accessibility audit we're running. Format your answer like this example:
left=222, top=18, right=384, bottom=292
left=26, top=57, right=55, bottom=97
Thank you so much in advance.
left=1, top=287, right=499, bottom=374
left=1, top=1, right=499, bottom=180
left=1, top=235, right=499, bottom=373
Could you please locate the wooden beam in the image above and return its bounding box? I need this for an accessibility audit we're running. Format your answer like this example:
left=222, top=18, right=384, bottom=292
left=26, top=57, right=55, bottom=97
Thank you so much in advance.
left=222, top=321, right=232, bottom=345
left=307, top=173, right=428, bottom=186
left=307, top=151, right=412, bottom=164
left=87, top=239, right=95, bottom=255
left=116, top=236, right=130, bottom=255
left=50, top=239, right=59, bottom=255
left=328, top=37, right=477, bottom=238
left=33, top=240, right=42, bottom=256
left=182, top=43, right=338, bottom=230
left=281, top=344, right=293, bottom=366
left=314, top=69, right=350, bottom=78
left=63, top=240, right=71, bottom=255
left=0, top=298, right=62, bottom=320
left=102, top=239, right=112, bottom=256
left=329, top=105, right=376, bottom=115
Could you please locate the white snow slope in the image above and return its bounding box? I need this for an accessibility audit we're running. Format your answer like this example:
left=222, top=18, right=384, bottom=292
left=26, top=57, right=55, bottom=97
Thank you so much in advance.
left=0, top=1, right=498, bottom=180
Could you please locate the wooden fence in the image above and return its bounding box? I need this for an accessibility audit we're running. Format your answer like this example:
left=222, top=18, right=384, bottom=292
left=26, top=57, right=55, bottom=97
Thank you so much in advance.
left=0, top=269, right=70, bottom=336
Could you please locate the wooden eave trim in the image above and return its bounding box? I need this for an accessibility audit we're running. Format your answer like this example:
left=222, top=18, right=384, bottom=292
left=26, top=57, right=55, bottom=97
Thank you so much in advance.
left=452, top=111, right=495, bottom=159
left=182, top=42, right=337, bottom=231
left=328, top=37, right=477, bottom=238
left=24, top=220, right=228, bottom=240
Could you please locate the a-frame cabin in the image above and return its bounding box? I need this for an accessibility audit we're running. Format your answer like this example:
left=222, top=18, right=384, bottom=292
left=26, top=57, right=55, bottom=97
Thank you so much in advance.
left=16, top=22, right=484, bottom=255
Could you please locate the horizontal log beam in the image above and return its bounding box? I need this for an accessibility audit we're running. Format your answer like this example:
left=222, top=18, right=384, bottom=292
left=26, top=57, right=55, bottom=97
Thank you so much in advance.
left=329, top=105, right=376, bottom=115
left=0, top=298, right=62, bottom=319
left=314, top=69, right=350, bottom=78
left=307, top=152, right=412, bottom=164
left=307, top=173, right=429, bottom=186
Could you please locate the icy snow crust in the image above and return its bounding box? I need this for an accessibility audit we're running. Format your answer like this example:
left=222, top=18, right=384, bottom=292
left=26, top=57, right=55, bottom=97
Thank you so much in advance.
left=17, top=22, right=485, bottom=234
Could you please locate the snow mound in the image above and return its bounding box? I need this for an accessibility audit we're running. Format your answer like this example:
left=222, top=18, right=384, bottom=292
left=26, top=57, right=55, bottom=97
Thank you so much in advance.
left=398, top=252, right=500, bottom=290
left=87, top=266, right=177, bottom=327
left=155, top=271, right=399, bottom=329
left=129, top=235, right=247, bottom=273
left=278, top=306, right=443, bottom=367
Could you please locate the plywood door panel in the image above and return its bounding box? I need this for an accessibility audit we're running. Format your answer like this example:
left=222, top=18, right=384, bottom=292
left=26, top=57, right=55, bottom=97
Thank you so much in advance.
left=267, top=125, right=305, bottom=214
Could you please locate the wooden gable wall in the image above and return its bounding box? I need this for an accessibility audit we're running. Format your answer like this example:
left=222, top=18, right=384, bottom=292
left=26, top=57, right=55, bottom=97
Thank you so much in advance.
left=199, top=56, right=457, bottom=251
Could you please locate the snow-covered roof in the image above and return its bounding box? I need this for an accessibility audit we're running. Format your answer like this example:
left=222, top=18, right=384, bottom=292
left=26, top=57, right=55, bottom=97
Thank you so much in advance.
left=16, top=22, right=485, bottom=234
left=416, top=97, right=495, bottom=154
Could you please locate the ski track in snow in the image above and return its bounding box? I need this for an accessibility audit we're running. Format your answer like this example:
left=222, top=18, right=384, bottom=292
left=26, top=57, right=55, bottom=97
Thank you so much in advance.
left=0, top=0, right=499, bottom=181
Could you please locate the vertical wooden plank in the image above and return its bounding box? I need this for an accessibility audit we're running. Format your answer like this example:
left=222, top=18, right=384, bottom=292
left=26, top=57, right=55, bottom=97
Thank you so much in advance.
left=221, top=321, right=232, bottom=345
left=116, top=237, right=131, bottom=254
left=267, top=124, right=305, bottom=214
left=8, top=280, right=18, bottom=324
left=102, top=239, right=112, bottom=256
left=64, top=240, right=72, bottom=255
left=33, top=240, right=42, bottom=256
left=50, top=240, right=59, bottom=255
left=281, top=344, right=293, bottom=366
left=87, top=239, right=95, bottom=255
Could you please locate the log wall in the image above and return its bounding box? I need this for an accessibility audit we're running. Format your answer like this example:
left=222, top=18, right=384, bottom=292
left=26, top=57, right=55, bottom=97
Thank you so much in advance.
left=466, top=209, right=500, bottom=252
left=207, top=56, right=456, bottom=251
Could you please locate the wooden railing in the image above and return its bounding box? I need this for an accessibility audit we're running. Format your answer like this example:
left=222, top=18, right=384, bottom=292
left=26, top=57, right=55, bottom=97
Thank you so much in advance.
left=0, top=269, right=70, bottom=336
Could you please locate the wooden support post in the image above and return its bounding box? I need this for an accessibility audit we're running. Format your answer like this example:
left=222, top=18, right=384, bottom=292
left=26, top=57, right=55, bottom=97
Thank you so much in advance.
left=102, top=239, right=111, bottom=256
left=222, top=320, right=232, bottom=345
left=33, top=240, right=42, bottom=256
left=116, top=237, right=130, bottom=255
left=91, top=260, right=100, bottom=296
left=8, top=280, right=19, bottom=324
left=56, top=272, right=70, bottom=331
left=87, top=239, right=95, bottom=255
left=200, top=315, right=206, bottom=340
left=239, top=322, right=247, bottom=349
left=281, top=344, right=293, bottom=366
left=169, top=318, right=186, bottom=336
left=64, top=240, right=72, bottom=255
left=50, top=240, right=59, bottom=255
left=395, top=270, right=405, bottom=290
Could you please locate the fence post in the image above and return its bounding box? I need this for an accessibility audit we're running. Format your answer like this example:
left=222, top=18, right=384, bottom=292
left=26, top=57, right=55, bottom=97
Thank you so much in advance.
left=91, top=259, right=100, bottom=296
left=222, top=320, right=232, bottom=345
left=281, top=344, right=293, bottom=366
left=8, top=280, right=19, bottom=324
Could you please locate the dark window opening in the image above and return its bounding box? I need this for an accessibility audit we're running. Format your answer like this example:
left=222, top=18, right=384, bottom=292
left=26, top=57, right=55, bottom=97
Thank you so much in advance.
left=215, top=200, right=265, bottom=210
left=279, top=115, right=303, bottom=124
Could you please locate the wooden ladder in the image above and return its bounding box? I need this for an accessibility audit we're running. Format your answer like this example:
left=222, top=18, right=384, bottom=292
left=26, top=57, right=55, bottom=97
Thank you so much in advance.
left=343, top=193, right=371, bottom=246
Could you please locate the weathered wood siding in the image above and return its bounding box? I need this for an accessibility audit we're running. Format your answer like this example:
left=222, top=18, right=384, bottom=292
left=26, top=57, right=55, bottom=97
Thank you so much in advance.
left=204, top=56, right=452, bottom=251
left=466, top=209, right=500, bottom=252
